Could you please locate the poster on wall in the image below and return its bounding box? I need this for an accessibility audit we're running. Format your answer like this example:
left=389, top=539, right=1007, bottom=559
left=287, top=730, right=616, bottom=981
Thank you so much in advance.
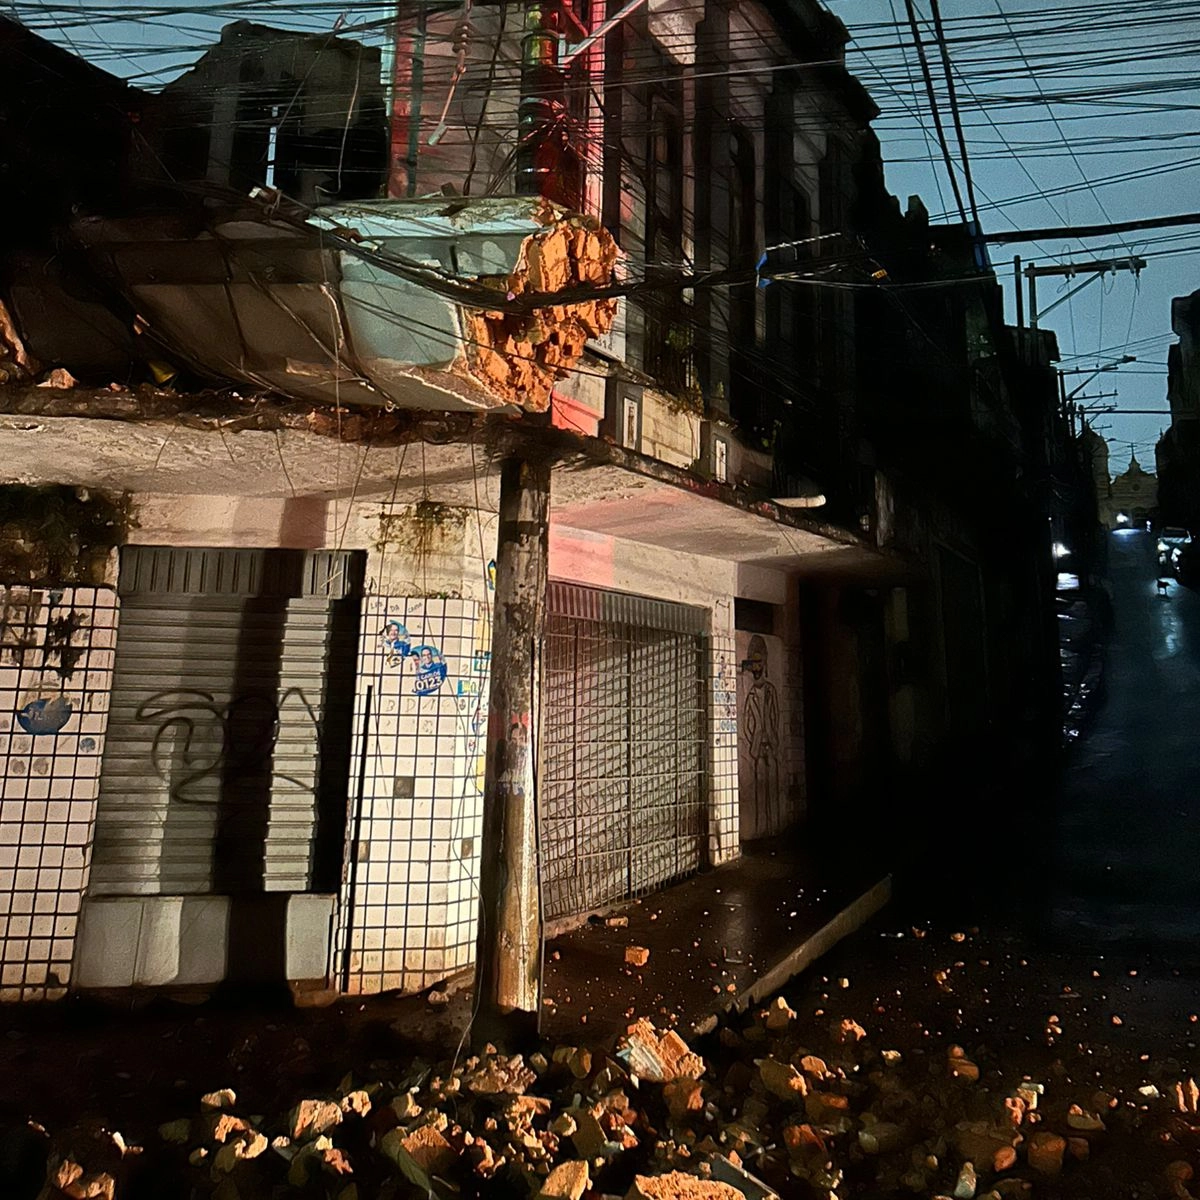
left=380, top=619, right=448, bottom=696
left=412, top=645, right=448, bottom=696
left=380, top=620, right=412, bottom=667
left=15, top=693, right=73, bottom=735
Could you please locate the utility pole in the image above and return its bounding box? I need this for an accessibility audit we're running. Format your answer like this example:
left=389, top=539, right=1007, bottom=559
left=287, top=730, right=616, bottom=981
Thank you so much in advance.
left=1023, top=257, right=1146, bottom=329
left=473, top=452, right=551, bottom=1051
left=473, top=0, right=565, bottom=1052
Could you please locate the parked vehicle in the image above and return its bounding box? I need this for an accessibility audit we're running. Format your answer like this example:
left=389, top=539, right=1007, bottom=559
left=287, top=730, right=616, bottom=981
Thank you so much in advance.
left=1174, top=541, right=1200, bottom=586
left=1157, top=526, right=1192, bottom=571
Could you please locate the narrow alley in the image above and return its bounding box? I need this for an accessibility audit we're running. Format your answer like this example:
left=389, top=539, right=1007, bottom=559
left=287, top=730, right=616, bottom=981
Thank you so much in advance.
left=1051, top=530, right=1200, bottom=948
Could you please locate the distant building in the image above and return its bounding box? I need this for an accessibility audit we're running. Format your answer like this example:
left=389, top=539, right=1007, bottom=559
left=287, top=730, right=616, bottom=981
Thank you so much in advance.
left=1156, top=288, right=1200, bottom=529
left=1107, top=452, right=1157, bottom=528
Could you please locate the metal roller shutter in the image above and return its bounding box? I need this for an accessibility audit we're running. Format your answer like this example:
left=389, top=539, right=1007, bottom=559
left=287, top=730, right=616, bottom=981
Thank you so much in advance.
left=90, top=547, right=362, bottom=897
left=541, top=582, right=707, bottom=921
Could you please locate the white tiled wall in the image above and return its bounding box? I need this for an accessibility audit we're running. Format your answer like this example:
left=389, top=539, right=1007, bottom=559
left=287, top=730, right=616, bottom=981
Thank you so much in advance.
left=0, top=587, right=118, bottom=1000
left=337, top=594, right=491, bottom=994
left=709, top=601, right=740, bottom=865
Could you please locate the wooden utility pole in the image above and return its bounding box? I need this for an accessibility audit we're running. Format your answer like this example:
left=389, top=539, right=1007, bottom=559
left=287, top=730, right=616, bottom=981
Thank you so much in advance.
left=473, top=452, right=551, bottom=1051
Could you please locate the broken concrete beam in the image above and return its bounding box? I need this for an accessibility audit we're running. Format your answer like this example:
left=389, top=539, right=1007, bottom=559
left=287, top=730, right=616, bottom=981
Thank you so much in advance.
left=287, top=1099, right=343, bottom=1142
left=465, top=215, right=618, bottom=410
left=625, top=1172, right=745, bottom=1199
left=537, top=1160, right=590, bottom=1200
left=620, top=1020, right=705, bottom=1083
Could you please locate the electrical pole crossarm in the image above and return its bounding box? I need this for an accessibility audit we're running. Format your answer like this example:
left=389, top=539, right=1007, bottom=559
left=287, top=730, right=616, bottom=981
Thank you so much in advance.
left=1024, top=257, right=1146, bottom=278
left=1024, top=257, right=1146, bottom=329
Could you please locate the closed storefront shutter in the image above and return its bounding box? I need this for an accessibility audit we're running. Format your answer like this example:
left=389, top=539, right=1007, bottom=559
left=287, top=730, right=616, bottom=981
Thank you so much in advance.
left=90, top=547, right=362, bottom=897
left=541, top=583, right=707, bottom=921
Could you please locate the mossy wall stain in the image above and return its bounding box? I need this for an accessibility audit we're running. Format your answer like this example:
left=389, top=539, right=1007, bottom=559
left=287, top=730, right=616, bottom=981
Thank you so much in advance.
left=0, top=486, right=132, bottom=585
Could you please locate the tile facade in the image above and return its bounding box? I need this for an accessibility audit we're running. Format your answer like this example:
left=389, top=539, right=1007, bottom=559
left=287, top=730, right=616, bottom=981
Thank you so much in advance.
left=339, top=582, right=740, bottom=994
left=0, top=561, right=744, bottom=1002
left=337, top=594, right=491, bottom=994
left=709, top=628, right=741, bottom=865
left=0, top=587, right=117, bottom=1000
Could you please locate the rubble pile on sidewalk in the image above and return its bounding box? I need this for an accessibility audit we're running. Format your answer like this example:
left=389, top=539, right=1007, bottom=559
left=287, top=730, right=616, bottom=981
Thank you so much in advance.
left=23, top=974, right=1200, bottom=1200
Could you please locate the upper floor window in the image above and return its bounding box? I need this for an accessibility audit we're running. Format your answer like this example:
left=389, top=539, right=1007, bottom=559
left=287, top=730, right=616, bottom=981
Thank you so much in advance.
left=646, top=93, right=684, bottom=267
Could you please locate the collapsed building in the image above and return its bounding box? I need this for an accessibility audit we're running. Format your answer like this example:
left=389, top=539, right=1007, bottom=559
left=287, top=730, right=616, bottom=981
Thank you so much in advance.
left=0, top=2, right=1077, bottom=1013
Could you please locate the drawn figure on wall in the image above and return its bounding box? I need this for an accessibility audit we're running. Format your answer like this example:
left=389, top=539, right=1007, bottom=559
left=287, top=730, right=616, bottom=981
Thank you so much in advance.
left=380, top=620, right=412, bottom=667
left=412, top=644, right=448, bottom=696
left=741, top=634, right=782, bottom=832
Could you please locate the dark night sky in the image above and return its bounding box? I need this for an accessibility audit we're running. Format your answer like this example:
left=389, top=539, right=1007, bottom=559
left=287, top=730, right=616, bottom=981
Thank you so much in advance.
left=827, top=0, right=1200, bottom=474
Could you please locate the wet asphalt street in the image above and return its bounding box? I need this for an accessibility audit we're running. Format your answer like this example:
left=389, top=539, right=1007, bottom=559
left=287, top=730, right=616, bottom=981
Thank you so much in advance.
left=1050, top=529, right=1200, bottom=950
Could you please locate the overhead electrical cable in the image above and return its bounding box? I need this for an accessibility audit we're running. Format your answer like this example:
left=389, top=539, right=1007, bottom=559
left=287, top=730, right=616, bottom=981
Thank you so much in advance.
left=900, top=0, right=970, bottom=226
left=926, top=0, right=980, bottom=230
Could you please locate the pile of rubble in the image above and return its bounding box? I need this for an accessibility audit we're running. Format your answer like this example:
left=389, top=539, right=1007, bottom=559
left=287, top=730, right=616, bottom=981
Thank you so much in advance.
left=25, top=988, right=1200, bottom=1200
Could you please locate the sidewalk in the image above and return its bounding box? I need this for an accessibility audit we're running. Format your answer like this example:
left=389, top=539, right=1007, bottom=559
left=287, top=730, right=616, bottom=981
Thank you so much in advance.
left=0, top=840, right=889, bottom=1142
left=540, top=840, right=892, bottom=1039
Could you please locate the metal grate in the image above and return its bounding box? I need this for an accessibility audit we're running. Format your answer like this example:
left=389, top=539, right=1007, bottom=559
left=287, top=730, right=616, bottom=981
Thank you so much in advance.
left=91, top=547, right=362, bottom=901
left=118, top=547, right=363, bottom=600
left=541, top=585, right=706, bottom=921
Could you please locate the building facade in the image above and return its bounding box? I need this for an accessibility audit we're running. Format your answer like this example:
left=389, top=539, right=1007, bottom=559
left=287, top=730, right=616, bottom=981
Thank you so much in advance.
left=0, top=2, right=1071, bottom=1002
left=1156, top=289, right=1200, bottom=530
